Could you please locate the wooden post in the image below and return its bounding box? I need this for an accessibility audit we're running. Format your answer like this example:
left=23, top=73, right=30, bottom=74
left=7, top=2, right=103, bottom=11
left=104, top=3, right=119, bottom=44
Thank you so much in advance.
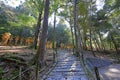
left=94, top=67, right=100, bottom=80
left=0, top=68, right=2, bottom=80
left=19, top=66, right=22, bottom=80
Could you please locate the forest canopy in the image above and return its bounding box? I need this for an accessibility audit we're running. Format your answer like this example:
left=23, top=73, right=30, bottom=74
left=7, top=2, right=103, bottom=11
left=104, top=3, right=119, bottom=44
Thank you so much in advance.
left=0, top=0, right=72, bottom=46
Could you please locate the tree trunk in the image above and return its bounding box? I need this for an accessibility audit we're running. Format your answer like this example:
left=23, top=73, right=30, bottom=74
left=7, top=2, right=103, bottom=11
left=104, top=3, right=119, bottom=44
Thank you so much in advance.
left=78, top=29, right=85, bottom=49
left=53, top=11, right=57, bottom=63
left=94, top=34, right=101, bottom=51
left=83, top=36, right=87, bottom=50
left=98, top=32, right=106, bottom=51
left=93, top=33, right=100, bottom=52
left=93, top=38, right=99, bottom=52
left=34, top=12, right=42, bottom=49
left=89, top=1, right=96, bottom=57
left=70, top=26, right=75, bottom=54
left=74, top=0, right=79, bottom=56
left=95, top=37, right=100, bottom=52
left=110, top=42, right=112, bottom=49
left=89, top=28, right=96, bottom=57
left=77, top=26, right=85, bottom=65
left=110, top=33, right=119, bottom=54
left=36, top=0, right=50, bottom=80
left=69, top=8, right=75, bottom=54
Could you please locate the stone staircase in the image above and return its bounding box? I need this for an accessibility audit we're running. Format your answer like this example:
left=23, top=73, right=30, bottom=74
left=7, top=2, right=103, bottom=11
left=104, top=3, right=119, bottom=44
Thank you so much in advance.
left=43, top=50, right=89, bottom=80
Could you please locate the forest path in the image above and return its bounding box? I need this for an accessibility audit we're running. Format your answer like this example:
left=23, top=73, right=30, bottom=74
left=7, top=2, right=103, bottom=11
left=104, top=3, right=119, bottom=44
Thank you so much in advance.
left=43, top=50, right=89, bottom=80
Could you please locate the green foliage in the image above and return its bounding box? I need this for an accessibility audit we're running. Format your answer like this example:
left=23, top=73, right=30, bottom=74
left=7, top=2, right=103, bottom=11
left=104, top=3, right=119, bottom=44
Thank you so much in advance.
left=17, top=14, right=36, bottom=27
left=78, top=1, right=88, bottom=16
left=26, top=0, right=44, bottom=17
left=105, top=0, right=116, bottom=7
left=0, top=2, right=36, bottom=38
left=0, top=13, right=8, bottom=26
left=48, top=22, right=72, bottom=45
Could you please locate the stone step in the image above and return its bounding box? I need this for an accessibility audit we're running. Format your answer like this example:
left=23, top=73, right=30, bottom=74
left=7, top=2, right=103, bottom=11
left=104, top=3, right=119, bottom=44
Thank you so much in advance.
left=52, top=68, right=83, bottom=72
left=58, top=60, right=80, bottom=62
left=48, top=72, right=86, bottom=76
left=56, top=63, right=81, bottom=67
left=47, top=75, right=89, bottom=80
left=55, top=65, right=82, bottom=69
left=57, top=58, right=78, bottom=61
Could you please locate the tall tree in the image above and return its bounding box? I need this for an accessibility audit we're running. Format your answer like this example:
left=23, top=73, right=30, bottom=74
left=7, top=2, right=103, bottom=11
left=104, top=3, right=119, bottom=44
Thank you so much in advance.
left=35, top=0, right=50, bottom=79
left=26, top=0, right=44, bottom=49
left=73, top=0, right=79, bottom=56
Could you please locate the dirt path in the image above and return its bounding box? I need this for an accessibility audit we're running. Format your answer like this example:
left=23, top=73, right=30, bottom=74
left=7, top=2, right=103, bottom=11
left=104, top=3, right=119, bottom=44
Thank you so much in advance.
left=42, top=50, right=89, bottom=80
left=99, top=64, right=120, bottom=80
left=83, top=51, right=120, bottom=80
left=0, top=46, right=36, bottom=55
